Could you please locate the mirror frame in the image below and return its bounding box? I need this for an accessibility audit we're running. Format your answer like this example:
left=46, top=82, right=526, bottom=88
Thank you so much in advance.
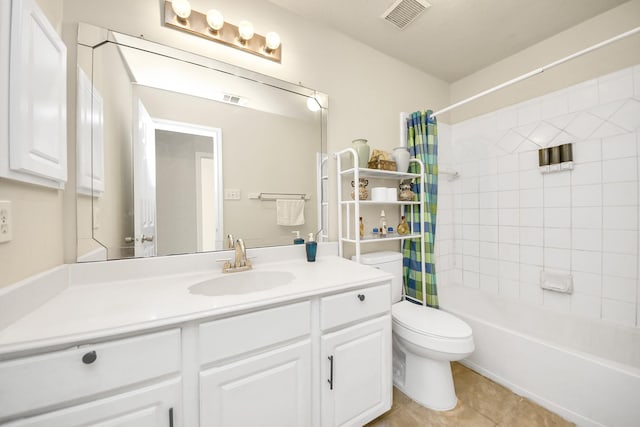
left=76, top=23, right=328, bottom=262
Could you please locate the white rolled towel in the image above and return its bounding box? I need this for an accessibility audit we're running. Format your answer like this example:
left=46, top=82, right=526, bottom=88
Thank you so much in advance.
left=276, top=199, right=305, bottom=226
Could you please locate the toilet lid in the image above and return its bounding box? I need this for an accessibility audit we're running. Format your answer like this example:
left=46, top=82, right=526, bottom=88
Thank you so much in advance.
left=392, top=300, right=472, bottom=339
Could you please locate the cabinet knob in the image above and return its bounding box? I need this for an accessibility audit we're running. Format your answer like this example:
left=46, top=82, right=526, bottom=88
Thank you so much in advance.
left=82, top=350, right=97, bottom=364
left=357, top=294, right=365, bottom=302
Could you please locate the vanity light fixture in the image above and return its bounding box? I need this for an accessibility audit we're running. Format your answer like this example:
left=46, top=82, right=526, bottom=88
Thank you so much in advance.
left=163, top=0, right=282, bottom=63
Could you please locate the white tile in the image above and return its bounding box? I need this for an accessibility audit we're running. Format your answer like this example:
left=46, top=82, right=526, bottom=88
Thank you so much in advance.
left=479, top=175, right=498, bottom=192
left=479, top=242, right=499, bottom=259
left=463, top=240, right=480, bottom=256
left=572, top=207, right=602, bottom=229
left=463, top=271, right=480, bottom=288
left=603, top=206, right=638, bottom=230
left=497, top=107, right=518, bottom=131
left=479, top=209, right=498, bottom=226
left=544, top=228, right=571, bottom=249
left=520, top=284, right=544, bottom=306
left=520, top=227, right=544, bottom=247
left=565, top=112, right=603, bottom=140
left=498, top=172, right=519, bottom=190
left=519, top=149, right=539, bottom=171
left=570, top=293, right=601, bottom=320
left=603, top=252, right=638, bottom=279
left=499, top=260, right=520, bottom=280
left=572, top=228, right=602, bottom=252
left=499, top=243, right=519, bottom=262
left=602, top=157, right=637, bottom=183
left=541, top=89, right=568, bottom=120
left=499, top=208, right=519, bottom=226
left=520, top=188, right=544, bottom=208
left=602, top=299, right=636, bottom=326
left=462, top=225, right=479, bottom=240
left=519, top=169, right=543, bottom=189
left=497, top=130, right=525, bottom=153
left=602, top=275, right=637, bottom=303
left=590, top=99, right=626, bottom=120
left=461, top=177, right=479, bottom=193
left=543, top=291, right=571, bottom=312
left=598, top=68, right=634, bottom=104
left=568, top=79, right=598, bottom=112
left=548, top=113, right=578, bottom=131
left=498, top=190, right=519, bottom=208
left=514, top=124, right=537, bottom=139
left=602, top=133, right=637, bottom=160
left=478, top=225, right=498, bottom=242
left=461, top=193, right=480, bottom=209
left=543, top=171, right=571, bottom=188
left=602, top=229, right=638, bottom=255
left=479, top=191, right=498, bottom=209
left=499, top=278, right=520, bottom=300
left=518, top=99, right=542, bottom=126
left=497, top=153, right=520, bottom=174
left=609, top=99, right=640, bottom=132
left=499, top=226, right=519, bottom=244
left=572, top=271, right=602, bottom=296
left=544, top=186, right=571, bottom=207
left=479, top=274, right=499, bottom=293
left=478, top=157, right=498, bottom=176
left=591, top=122, right=628, bottom=139
left=520, top=207, right=543, bottom=227
left=572, top=250, right=602, bottom=274
left=571, top=161, right=602, bottom=186
left=463, top=255, right=480, bottom=272
left=520, top=264, right=542, bottom=284
left=550, top=130, right=575, bottom=146
left=603, top=182, right=638, bottom=206
left=544, top=207, right=571, bottom=228
left=462, top=209, right=479, bottom=225
left=544, top=248, right=571, bottom=270
left=520, top=245, right=543, bottom=266
left=572, top=184, right=602, bottom=207
left=573, top=139, right=601, bottom=163
left=528, top=122, right=561, bottom=147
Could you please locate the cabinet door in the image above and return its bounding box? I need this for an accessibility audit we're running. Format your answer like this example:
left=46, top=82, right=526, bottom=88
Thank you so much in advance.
left=5, top=0, right=67, bottom=187
left=200, top=340, right=311, bottom=427
left=4, top=378, right=180, bottom=427
left=321, top=316, right=392, bottom=427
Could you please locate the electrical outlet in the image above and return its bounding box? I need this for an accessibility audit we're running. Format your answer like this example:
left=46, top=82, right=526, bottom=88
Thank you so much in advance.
left=224, top=189, right=241, bottom=200
left=0, top=201, right=12, bottom=243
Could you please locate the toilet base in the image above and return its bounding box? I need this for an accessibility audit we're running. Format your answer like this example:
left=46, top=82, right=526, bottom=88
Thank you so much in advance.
left=393, top=341, right=458, bottom=411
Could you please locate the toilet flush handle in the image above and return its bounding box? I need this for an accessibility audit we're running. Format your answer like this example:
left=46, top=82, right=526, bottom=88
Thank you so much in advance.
left=357, top=294, right=365, bottom=301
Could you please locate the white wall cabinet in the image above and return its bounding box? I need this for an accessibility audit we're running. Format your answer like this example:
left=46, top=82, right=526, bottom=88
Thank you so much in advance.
left=0, top=0, right=67, bottom=189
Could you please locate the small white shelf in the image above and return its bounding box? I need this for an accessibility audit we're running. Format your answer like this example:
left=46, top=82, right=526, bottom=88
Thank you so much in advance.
left=341, top=234, right=422, bottom=244
left=340, top=167, right=420, bottom=180
left=339, top=200, right=420, bottom=206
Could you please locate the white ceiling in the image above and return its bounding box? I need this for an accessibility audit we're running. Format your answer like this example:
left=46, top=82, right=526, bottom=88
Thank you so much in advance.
left=268, top=0, right=629, bottom=82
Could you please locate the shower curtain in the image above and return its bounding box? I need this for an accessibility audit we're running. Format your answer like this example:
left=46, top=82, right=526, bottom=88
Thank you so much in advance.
left=403, top=110, right=439, bottom=308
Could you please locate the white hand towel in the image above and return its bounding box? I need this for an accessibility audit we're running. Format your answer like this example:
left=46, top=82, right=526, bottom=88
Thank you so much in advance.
left=276, top=199, right=305, bottom=226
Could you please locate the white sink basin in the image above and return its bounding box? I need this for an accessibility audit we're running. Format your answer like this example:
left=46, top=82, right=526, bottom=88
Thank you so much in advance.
left=189, top=270, right=295, bottom=296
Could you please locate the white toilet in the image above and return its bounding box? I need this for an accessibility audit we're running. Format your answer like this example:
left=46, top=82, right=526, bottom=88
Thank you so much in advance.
left=357, top=251, right=474, bottom=411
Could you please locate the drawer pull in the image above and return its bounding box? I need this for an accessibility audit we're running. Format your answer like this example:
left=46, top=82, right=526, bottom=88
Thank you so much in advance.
left=357, top=294, right=366, bottom=302
left=82, top=351, right=97, bottom=364
left=328, top=355, right=334, bottom=390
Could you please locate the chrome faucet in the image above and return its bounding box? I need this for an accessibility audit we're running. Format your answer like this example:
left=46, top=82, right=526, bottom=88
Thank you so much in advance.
left=222, top=237, right=252, bottom=273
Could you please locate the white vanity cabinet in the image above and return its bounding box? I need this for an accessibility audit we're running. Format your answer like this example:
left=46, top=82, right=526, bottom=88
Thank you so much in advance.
left=0, top=329, right=182, bottom=426
left=319, top=284, right=392, bottom=427
left=198, top=301, right=312, bottom=427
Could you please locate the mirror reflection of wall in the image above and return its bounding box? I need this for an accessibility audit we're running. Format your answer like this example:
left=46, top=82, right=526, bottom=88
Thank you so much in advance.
left=77, top=30, right=327, bottom=262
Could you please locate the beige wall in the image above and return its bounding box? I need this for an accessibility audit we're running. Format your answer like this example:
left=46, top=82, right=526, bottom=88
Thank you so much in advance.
left=449, top=0, right=640, bottom=123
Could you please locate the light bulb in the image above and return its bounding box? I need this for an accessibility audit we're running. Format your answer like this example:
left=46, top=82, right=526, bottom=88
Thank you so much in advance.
left=206, top=9, right=224, bottom=31
left=265, top=32, right=281, bottom=51
left=171, top=0, right=191, bottom=20
left=238, top=20, right=254, bottom=42
left=307, top=97, right=320, bottom=112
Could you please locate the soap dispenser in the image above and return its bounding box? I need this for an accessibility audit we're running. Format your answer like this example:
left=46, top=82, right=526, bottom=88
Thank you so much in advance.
left=292, top=231, right=304, bottom=244
left=305, top=233, right=317, bottom=262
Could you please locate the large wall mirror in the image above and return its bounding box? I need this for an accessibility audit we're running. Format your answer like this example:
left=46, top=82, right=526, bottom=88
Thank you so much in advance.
left=76, top=24, right=328, bottom=262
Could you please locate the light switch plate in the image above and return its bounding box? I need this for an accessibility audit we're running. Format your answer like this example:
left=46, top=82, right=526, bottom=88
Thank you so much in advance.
left=0, top=201, right=12, bottom=243
left=224, top=189, right=241, bottom=200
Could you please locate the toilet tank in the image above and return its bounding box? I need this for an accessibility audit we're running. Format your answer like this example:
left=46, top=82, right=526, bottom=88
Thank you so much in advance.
left=354, top=251, right=404, bottom=303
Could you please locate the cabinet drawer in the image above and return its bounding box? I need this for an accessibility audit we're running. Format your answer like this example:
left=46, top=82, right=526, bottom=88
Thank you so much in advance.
left=199, top=301, right=310, bottom=365
left=0, top=329, right=181, bottom=420
left=320, top=284, right=391, bottom=331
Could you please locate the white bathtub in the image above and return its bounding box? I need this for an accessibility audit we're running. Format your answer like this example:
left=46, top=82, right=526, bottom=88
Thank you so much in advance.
left=438, top=284, right=640, bottom=427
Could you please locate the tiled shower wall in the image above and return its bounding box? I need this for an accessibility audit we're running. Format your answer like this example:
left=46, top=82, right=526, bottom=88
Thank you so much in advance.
left=437, top=64, right=640, bottom=328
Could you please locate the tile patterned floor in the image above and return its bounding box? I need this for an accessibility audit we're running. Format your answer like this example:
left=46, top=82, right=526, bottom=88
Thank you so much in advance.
left=366, top=363, right=575, bottom=427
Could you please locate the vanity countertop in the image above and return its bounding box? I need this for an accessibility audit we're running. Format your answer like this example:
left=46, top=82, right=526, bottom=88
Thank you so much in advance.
left=0, top=250, right=392, bottom=358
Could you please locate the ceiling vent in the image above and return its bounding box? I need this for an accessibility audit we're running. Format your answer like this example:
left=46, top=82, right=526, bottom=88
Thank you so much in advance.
left=381, top=0, right=431, bottom=30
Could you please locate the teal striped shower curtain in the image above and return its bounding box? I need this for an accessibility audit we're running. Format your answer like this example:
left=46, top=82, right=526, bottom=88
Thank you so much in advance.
left=403, top=110, right=439, bottom=308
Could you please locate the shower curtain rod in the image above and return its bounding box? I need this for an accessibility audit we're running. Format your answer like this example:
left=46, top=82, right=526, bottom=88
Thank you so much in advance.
left=430, top=26, right=640, bottom=118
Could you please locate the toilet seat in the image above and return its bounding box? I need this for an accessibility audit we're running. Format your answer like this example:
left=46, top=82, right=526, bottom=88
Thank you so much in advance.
left=392, top=300, right=474, bottom=357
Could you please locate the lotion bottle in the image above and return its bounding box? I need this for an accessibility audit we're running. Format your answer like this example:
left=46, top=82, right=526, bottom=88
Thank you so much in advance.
left=292, top=230, right=304, bottom=244
left=305, top=233, right=317, bottom=262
